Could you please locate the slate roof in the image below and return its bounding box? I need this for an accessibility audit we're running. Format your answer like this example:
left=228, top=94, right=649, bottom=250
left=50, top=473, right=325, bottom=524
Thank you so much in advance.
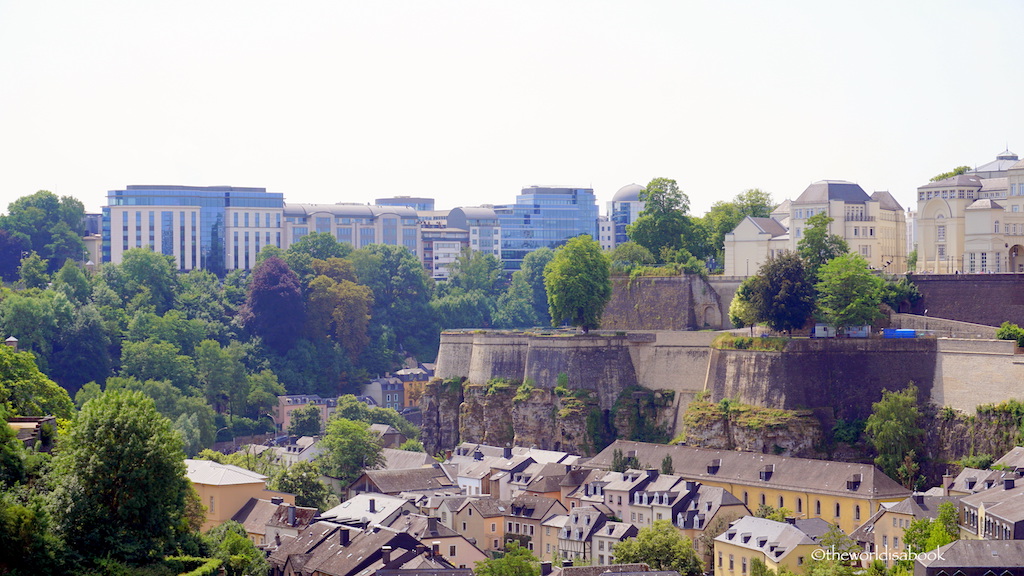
left=966, top=198, right=1005, bottom=210
left=593, top=520, right=638, bottom=540
left=232, top=498, right=280, bottom=535
left=949, top=466, right=1020, bottom=494
left=748, top=217, right=788, bottom=237
left=186, top=459, right=267, bottom=486
left=919, top=173, right=984, bottom=190
left=794, top=180, right=871, bottom=205
left=715, top=516, right=816, bottom=562
left=507, top=494, right=565, bottom=520
left=870, top=190, right=904, bottom=212
left=322, top=493, right=412, bottom=526
left=463, top=497, right=512, bottom=518
left=382, top=448, right=437, bottom=471
left=393, top=514, right=461, bottom=540
left=884, top=494, right=960, bottom=519
left=358, top=467, right=455, bottom=494
left=960, top=482, right=1024, bottom=523
left=918, top=539, right=1024, bottom=569
left=549, top=563, right=654, bottom=576
left=587, top=441, right=909, bottom=500
left=996, top=447, right=1024, bottom=470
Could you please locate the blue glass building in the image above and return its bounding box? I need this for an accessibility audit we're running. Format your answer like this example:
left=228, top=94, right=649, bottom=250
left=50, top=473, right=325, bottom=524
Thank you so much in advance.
left=495, top=186, right=599, bottom=271
left=103, top=185, right=284, bottom=275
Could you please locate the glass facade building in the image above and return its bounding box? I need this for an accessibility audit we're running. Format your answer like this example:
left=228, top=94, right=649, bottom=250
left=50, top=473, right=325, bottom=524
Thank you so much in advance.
left=495, top=186, right=599, bottom=271
left=103, top=185, right=284, bottom=275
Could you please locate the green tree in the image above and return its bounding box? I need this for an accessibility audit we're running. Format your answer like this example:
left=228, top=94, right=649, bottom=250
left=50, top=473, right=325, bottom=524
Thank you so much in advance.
left=318, top=417, right=385, bottom=485
left=696, top=189, right=774, bottom=265
left=288, top=404, right=323, bottom=437
left=17, top=252, right=49, bottom=289
left=729, top=278, right=760, bottom=331
left=613, top=520, right=703, bottom=576
left=493, top=272, right=539, bottom=328
left=0, top=344, right=74, bottom=419
left=206, top=520, right=269, bottom=576
left=745, top=253, right=815, bottom=334
left=475, top=541, right=538, bottom=576
left=195, top=340, right=248, bottom=415
left=51, top=390, right=192, bottom=562
left=815, top=253, right=884, bottom=333
left=544, top=235, right=612, bottom=333
left=609, top=241, right=655, bottom=271
left=102, top=248, right=180, bottom=314
left=865, top=385, right=923, bottom=485
left=930, top=165, right=972, bottom=182
left=51, top=259, right=92, bottom=304
left=0, top=190, right=86, bottom=273
left=754, top=505, right=793, bottom=522
left=660, top=454, right=674, bottom=475
left=120, top=338, right=198, bottom=394
left=288, top=231, right=352, bottom=261
left=798, top=213, right=849, bottom=281
left=906, top=245, right=918, bottom=273
left=804, top=525, right=859, bottom=576
left=400, top=438, right=425, bottom=452
left=627, top=178, right=692, bottom=259
left=350, top=244, right=438, bottom=362
left=520, top=248, right=554, bottom=326
left=273, top=461, right=330, bottom=509
left=880, top=277, right=922, bottom=311
left=448, top=249, right=504, bottom=297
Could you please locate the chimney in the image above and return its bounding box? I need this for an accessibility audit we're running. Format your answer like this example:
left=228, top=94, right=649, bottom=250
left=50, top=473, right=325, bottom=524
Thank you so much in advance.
left=646, top=469, right=659, bottom=481
left=270, top=496, right=284, bottom=505
left=785, top=517, right=796, bottom=525
left=428, top=516, right=439, bottom=534
left=339, top=528, right=350, bottom=546
left=504, top=446, right=512, bottom=459
left=913, top=494, right=924, bottom=505
left=369, top=498, right=377, bottom=513
left=942, top=474, right=953, bottom=497
left=382, top=545, right=392, bottom=564
left=1005, top=478, right=1016, bottom=490
left=288, top=505, right=297, bottom=527
left=540, top=562, right=553, bottom=576
left=564, top=560, right=574, bottom=568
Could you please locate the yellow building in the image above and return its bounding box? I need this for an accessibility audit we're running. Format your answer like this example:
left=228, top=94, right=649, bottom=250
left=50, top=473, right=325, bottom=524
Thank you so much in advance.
left=714, top=516, right=822, bottom=575
left=587, top=441, right=910, bottom=535
left=185, top=459, right=294, bottom=531
left=850, top=494, right=960, bottom=569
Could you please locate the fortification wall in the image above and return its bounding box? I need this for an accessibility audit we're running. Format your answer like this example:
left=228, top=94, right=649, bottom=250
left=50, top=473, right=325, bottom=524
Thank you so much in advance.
left=891, top=313, right=998, bottom=339
left=932, top=339, right=1024, bottom=411
left=705, top=339, right=939, bottom=421
left=602, top=276, right=724, bottom=330
left=910, top=274, right=1024, bottom=327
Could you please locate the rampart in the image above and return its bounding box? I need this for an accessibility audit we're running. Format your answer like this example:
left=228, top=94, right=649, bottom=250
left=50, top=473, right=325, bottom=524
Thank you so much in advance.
left=909, top=274, right=1024, bottom=327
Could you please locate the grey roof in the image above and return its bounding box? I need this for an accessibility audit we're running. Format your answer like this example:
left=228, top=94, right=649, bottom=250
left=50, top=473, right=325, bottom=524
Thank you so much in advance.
left=284, top=203, right=418, bottom=218
left=321, top=493, right=413, bottom=525
left=949, top=466, right=1019, bottom=494
left=382, top=448, right=437, bottom=471
left=981, top=177, right=1008, bottom=193
left=884, top=494, right=961, bottom=519
left=960, top=483, right=1024, bottom=522
left=587, top=441, right=909, bottom=500
left=965, top=198, right=1004, bottom=210
left=748, top=216, right=788, bottom=237
left=593, top=520, right=638, bottom=540
left=464, top=497, right=512, bottom=517
left=392, top=513, right=460, bottom=539
left=919, top=173, right=984, bottom=190
left=1011, top=158, right=1024, bottom=171
left=549, top=564, right=656, bottom=576
left=995, top=447, right=1024, bottom=470
left=507, top=494, right=566, bottom=520
left=918, top=539, right=1024, bottom=568
left=356, top=467, right=455, bottom=494
left=715, top=516, right=816, bottom=562
left=612, top=184, right=645, bottom=203
left=794, top=180, right=871, bottom=205
left=186, top=459, right=267, bottom=486
left=870, top=190, right=904, bottom=212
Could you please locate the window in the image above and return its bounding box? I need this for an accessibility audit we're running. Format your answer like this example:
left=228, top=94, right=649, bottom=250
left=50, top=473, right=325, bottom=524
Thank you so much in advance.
left=729, top=555, right=734, bottom=570
left=450, top=545, right=457, bottom=557
left=462, top=522, right=467, bottom=531
left=937, top=225, right=946, bottom=241
left=718, top=552, right=723, bottom=568
left=996, top=221, right=1001, bottom=233
left=860, top=245, right=871, bottom=257
left=815, top=500, right=821, bottom=515
left=855, top=505, right=861, bottom=521
left=209, top=496, right=215, bottom=513
left=938, top=245, right=946, bottom=259
left=491, top=523, right=496, bottom=532
left=638, top=513, right=643, bottom=524
left=797, top=498, right=803, bottom=513
left=835, top=503, right=841, bottom=518
left=894, top=537, right=899, bottom=549
left=743, top=492, right=748, bottom=505
left=796, top=227, right=802, bottom=238
left=779, top=496, right=785, bottom=508
left=882, top=535, right=888, bottom=547
left=854, top=227, right=859, bottom=236
left=742, top=557, right=747, bottom=574
left=759, top=494, right=766, bottom=506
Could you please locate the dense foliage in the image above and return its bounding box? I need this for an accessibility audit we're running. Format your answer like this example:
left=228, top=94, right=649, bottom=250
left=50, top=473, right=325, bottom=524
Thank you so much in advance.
left=544, top=235, right=612, bottom=333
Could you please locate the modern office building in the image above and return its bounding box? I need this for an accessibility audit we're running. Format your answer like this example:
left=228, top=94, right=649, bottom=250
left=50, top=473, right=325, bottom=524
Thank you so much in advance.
left=103, top=185, right=285, bottom=275
left=281, top=203, right=421, bottom=259
left=495, top=186, right=599, bottom=271
left=421, top=226, right=470, bottom=280
left=447, top=207, right=501, bottom=259
left=376, top=196, right=435, bottom=212
left=607, top=183, right=646, bottom=247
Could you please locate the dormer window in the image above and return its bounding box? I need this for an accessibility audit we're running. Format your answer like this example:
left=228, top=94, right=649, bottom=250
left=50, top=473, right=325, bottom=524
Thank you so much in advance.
left=707, top=459, right=721, bottom=475
left=760, top=464, right=774, bottom=481
left=847, top=473, right=862, bottom=491
left=726, top=530, right=736, bottom=540
left=758, top=537, right=768, bottom=547
left=741, top=533, right=752, bottom=544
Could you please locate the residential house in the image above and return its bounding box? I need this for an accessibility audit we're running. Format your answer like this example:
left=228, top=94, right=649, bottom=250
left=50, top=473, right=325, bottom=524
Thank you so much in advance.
left=591, top=522, right=638, bottom=566
left=714, top=516, right=822, bottom=576
left=503, top=495, right=568, bottom=556
left=6, top=416, right=56, bottom=452
left=271, top=436, right=321, bottom=468
left=489, top=455, right=537, bottom=500
left=268, top=521, right=465, bottom=576
left=370, top=423, right=408, bottom=449
left=395, top=367, right=430, bottom=409
left=959, top=478, right=1024, bottom=540
left=392, top=514, right=488, bottom=569
left=271, top=394, right=336, bottom=435
left=321, top=493, right=419, bottom=528
left=433, top=496, right=471, bottom=530
left=185, top=459, right=295, bottom=531
left=452, top=497, right=511, bottom=553
left=348, top=466, right=456, bottom=498
left=557, top=506, right=608, bottom=562
left=231, top=497, right=317, bottom=547
left=540, top=514, right=570, bottom=563
left=915, top=539, right=1024, bottom=576
left=947, top=467, right=1020, bottom=495
left=510, top=462, right=571, bottom=500
left=851, top=493, right=961, bottom=569
left=588, top=441, right=910, bottom=534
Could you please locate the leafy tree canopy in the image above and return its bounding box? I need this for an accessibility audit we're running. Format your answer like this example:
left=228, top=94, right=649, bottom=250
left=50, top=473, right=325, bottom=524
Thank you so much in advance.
left=475, top=541, right=538, bottom=576
left=815, top=253, right=885, bottom=332
left=318, top=416, right=384, bottom=485
left=797, top=213, right=849, bottom=281
left=544, top=235, right=612, bottom=333
left=240, top=256, right=305, bottom=352
left=613, top=520, right=703, bottom=576
left=0, top=344, right=73, bottom=419
left=865, top=384, right=923, bottom=486
left=745, top=253, right=815, bottom=334
left=930, top=165, right=972, bottom=182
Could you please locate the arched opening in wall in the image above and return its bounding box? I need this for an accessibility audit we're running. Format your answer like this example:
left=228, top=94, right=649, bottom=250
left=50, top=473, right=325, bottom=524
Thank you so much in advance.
left=1010, top=245, right=1024, bottom=273
left=702, top=305, right=722, bottom=329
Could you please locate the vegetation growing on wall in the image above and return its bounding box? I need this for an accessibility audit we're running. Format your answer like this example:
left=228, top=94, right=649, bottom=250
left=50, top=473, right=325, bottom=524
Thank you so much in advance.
left=683, top=399, right=798, bottom=431
left=711, top=333, right=788, bottom=352
left=611, top=385, right=672, bottom=444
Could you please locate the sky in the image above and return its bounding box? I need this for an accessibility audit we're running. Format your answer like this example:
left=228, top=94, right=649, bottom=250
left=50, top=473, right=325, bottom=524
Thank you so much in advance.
left=1, top=1, right=1022, bottom=217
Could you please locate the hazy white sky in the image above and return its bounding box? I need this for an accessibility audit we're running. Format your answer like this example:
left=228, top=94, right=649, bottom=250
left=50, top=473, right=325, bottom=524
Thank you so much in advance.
left=1, top=1, right=1022, bottom=216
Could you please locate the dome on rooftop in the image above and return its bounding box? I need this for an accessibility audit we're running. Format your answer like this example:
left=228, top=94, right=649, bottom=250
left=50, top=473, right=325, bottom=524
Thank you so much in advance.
left=613, top=183, right=644, bottom=202
left=996, top=149, right=1018, bottom=161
